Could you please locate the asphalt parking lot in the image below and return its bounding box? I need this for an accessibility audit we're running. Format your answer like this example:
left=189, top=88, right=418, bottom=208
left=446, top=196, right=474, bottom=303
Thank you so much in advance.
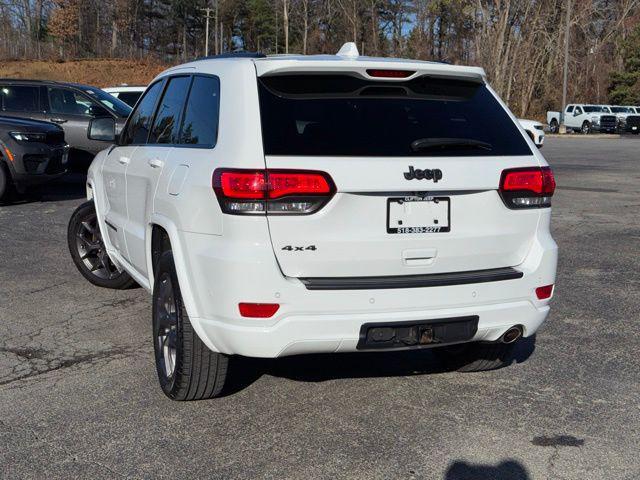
left=1, top=137, right=639, bottom=479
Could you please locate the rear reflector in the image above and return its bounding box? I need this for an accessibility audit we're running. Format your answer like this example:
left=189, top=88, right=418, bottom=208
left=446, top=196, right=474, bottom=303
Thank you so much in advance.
left=213, top=169, right=335, bottom=215
left=499, top=167, right=555, bottom=209
left=535, top=285, right=554, bottom=300
left=239, top=303, right=280, bottom=318
left=366, top=69, right=415, bottom=78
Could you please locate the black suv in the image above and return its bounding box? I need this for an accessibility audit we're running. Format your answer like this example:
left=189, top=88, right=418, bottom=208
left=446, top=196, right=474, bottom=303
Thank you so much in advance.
left=0, top=116, right=69, bottom=201
left=0, top=80, right=131, bottom=168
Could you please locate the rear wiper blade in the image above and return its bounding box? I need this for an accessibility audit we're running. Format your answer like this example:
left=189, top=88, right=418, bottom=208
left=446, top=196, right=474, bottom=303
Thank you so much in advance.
left=411, top=137, right=493, bottom=152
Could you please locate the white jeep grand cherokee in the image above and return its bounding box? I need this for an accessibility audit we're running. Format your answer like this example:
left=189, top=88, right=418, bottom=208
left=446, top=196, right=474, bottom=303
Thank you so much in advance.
left=68, top=44, right=557, bottom=401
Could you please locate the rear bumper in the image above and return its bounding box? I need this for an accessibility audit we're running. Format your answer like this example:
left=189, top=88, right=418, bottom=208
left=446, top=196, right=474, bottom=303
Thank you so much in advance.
left=180, top=213, right=557, bottom=358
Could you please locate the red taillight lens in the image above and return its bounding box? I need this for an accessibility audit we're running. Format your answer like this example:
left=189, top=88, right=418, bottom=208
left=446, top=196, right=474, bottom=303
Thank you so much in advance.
left=239, top=303, right=280, bottom=318
left=219, top=171, right=266, bottom=199
left=213, top=169, right=335, bottom=215
left=267, top=172, right=332, bottom=199
left=499, top=167, right=555, bottom=209
left=535, top=284, right=554, bottom=300
left=366, top=69, right=415, bottom=78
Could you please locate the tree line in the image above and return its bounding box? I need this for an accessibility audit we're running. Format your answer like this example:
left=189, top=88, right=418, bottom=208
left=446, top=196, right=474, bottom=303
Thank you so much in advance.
left=1, top=0, right=640, bottom=116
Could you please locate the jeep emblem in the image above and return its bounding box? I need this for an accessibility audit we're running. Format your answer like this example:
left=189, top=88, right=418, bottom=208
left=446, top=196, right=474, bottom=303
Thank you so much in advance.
left=403, top=166, right=443, bottom=182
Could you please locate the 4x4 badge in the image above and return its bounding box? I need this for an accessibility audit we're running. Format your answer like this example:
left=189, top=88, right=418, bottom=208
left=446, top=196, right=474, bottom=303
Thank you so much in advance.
left=403, top=166, right=443, bottom=182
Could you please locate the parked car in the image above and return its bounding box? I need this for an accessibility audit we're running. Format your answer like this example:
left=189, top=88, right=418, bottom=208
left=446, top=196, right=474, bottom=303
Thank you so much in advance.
left=607, top=106, right=637, bottom=131
left=0, top=115, right=69, bottom=201
left=518, top=119, right=545, bottom=148
left=546, top=104, right=615, bottom=134
left=103, top=85, right=146, bottom=107
left=0, top=79, right=131, bottom=169
left=625, top=114, right=640, bottom=134
left=68, top=43, right=558, bottom=401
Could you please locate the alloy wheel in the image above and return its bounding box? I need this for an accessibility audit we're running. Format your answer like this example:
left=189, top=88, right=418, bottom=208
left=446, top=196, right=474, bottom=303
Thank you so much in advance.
left=75, top=213, right=119, bottom=280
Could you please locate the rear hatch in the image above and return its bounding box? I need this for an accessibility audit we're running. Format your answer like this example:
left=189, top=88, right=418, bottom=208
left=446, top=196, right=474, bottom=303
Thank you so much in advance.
left=255, top=64, right=542, bottom=279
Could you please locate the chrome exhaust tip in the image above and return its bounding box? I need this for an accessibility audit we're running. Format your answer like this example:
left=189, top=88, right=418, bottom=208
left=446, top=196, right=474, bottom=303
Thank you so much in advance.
left=501, top=326, right=522, bottom=344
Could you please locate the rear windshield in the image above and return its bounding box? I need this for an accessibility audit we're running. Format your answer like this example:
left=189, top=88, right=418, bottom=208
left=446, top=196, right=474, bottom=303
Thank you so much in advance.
left=257, top=74, right=531, bottom=157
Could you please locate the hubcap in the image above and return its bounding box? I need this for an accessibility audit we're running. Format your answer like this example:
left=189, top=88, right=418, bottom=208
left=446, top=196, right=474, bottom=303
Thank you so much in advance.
left=75, top=213, right=120, bottom=280
left=155, top=274, right=178, bottom=379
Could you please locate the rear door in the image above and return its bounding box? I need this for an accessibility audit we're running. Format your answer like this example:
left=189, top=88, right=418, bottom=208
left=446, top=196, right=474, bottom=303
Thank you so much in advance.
left=124, top=75, right=191, bottom=277
left=257, top=71, right=541, bottom=278
left=102, top=79, right=164, bottom=259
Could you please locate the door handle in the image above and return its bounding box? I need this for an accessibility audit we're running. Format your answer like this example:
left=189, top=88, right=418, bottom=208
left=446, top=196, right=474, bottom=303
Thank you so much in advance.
left=148, top=158, right=164, bottom=169
left=118, top=156, right=130, bottom=165
left=50, top=118, right=67, bottom=124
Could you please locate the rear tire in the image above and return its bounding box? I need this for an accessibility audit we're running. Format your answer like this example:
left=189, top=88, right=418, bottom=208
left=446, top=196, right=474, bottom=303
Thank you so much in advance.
left=152, top=251, right=229, bottom=400
left=67, top=201, right=136, bottom=289
left=434, top=341, right=516, bottom=372
left=549, top=119, right=559, bottom=134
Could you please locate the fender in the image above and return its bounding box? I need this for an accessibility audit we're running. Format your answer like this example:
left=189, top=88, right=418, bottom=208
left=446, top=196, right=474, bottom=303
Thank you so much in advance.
left=146, top=213, right=221, bottom=353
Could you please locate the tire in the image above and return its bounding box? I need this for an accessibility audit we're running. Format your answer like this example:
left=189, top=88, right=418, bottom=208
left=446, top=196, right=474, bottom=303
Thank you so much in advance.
left=581, top=121, right=591, bottom=135
left=67, top=201, right=136, bottom=289
left=433, top=341, right=516, bottom=372
left=0, top=162, right=13, bottom=202
left=152, top=251, right=228, bottom=400
left=549, top=119, right=559, bottom=134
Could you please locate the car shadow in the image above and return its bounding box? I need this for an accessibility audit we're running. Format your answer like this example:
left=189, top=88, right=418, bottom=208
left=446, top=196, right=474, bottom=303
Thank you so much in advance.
left=1, top=173, right=86, bottom=206
left=222, top=335, right=536, bottom=397
left=444, top=460, right=531, bottom=480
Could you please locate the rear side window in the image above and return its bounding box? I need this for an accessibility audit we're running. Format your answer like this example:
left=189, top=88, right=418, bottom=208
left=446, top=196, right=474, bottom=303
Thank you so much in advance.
left=121, top=81, right=163, bottom=145
left=567, top=106, right=574, bottom=113
left=0, top=85, right=39, bottom=112
left=149, top=76, right=190, bottom=144
left=117, top=91, right=143, bottom=107
left=179, top=75, right=220, bottom=147
left=257, top=74, right=531, bottom=157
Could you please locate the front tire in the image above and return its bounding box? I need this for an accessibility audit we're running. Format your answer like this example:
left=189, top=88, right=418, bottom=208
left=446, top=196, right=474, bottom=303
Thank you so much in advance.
left=434, top=341, right=516, bottom=372
left=0, top=162, right=13, bottom=202
left=152, top=251, right=229, bottom=400
left=581, top=121, right=591, bottom=134
left=67, top=201, right=136, bottom=289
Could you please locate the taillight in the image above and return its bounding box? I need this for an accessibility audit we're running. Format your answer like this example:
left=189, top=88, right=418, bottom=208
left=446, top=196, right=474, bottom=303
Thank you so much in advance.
left=213, top=169, right=335, bottom=215
left=366, top=69, right=415, bottom=78
left=499, top=167, right=555, bottom=209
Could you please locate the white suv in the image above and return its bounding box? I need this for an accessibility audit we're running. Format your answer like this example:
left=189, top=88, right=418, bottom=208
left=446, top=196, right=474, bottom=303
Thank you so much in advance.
left=68, top=44, right=558, bottom=401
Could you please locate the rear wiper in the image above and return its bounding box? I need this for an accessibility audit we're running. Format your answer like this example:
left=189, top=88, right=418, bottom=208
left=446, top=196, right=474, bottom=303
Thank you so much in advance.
left=411, top=137, right=493, bottom=152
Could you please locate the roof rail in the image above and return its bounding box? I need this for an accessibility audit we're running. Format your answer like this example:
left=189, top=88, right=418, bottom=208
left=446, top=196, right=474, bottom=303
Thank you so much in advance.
left=194, top=51, right=266, bottom=61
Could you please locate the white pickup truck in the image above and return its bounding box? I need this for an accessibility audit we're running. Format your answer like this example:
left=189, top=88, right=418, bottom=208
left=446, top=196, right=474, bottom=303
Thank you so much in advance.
left=546, top=104, right=616, bottom=134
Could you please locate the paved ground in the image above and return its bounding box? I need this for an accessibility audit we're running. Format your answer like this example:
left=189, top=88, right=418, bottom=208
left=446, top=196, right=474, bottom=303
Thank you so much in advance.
left=1, top=137, right=639, bottom=479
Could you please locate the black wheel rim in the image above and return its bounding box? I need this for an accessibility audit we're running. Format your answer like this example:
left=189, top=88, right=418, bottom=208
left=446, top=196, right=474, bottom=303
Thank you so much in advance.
left=155, top=273, right=178, bottom=380
left=75, top=212, right=120, bottom=280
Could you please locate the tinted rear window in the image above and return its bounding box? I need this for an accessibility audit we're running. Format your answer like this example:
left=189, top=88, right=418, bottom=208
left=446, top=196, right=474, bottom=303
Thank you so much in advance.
left=0, top=85, right=39, bottom=112
left=258, top=75, right=531, bottom=157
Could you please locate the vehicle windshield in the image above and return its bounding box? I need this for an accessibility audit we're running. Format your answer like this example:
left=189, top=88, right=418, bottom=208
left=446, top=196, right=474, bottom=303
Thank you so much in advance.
left=610, top=106, right=634, bottom=113
left=257, top=74, right=531, bottom=157
left=82, top=88, right=132, bottom=116
left=584, top=106, right=607, bottom=113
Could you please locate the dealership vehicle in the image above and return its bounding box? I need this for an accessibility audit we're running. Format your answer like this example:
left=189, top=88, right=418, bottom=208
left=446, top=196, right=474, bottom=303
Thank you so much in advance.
left=103, top=85, right=146, bottom=107
left=546, top=104, right=615, bottom=134
left=607, top=106, right=637, bottom=131
left=68, top=44, right=558, bottom=401
left=517, top=119, right=545, bottom=148
left=0, top=115, right=68, bottom=201
left=0, top=79, right=131, bottom=168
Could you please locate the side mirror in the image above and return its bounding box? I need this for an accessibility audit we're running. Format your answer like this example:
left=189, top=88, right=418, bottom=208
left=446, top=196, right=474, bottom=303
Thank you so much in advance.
left=88, top=117, right=116, bottom=142
left=574, top=110, right=580, bottom=116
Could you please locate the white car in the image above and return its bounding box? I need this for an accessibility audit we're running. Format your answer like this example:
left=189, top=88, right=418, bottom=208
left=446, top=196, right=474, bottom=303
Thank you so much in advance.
left=68, top=44, right=558, bottom=401
left=102, top=85, right=146, bottom=107
left=518, top=119, right=545, bottom=148
left=546, top=104, right=616, bottom=134
left=607, top=106, right=636, bottom=130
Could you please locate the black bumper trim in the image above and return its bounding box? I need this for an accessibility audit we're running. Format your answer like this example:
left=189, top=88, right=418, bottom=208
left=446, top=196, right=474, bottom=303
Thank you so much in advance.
left=299, top=267, right=523, bottom=291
